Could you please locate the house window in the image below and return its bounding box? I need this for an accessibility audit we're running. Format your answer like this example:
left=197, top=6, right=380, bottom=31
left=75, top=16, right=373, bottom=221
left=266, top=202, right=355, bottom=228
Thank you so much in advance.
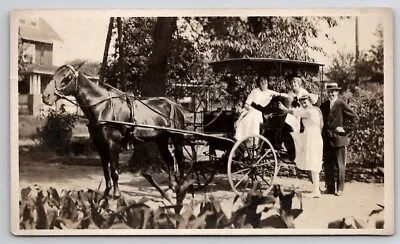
left=22, top=43, right=35, bottom=64
left=19, top=18, right=39, bottom=28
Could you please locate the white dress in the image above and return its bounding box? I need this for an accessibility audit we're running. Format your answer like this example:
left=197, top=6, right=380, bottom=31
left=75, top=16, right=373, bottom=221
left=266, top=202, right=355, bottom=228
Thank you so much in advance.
left=234, top=88, right=279, bottom=141
left=290, top=107, right=324, bottom=172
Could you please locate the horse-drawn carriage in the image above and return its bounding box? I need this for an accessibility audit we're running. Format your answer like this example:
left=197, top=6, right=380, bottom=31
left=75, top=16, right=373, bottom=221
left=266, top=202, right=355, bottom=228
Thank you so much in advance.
left=42, top=58, right=324, bottom=197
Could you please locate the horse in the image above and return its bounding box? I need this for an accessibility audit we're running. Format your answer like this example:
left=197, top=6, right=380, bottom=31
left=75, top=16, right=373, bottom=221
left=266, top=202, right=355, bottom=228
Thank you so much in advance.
left=42, top=63, right=185, bottom=198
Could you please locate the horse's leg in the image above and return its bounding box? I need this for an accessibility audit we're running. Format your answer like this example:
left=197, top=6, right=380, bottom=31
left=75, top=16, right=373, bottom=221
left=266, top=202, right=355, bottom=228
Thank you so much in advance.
left=108, top=131, right=123, bottom=198
left=155, top=136, right=175, bottom=185
left=170, top=134, right=184, bottom=183
left=89, top=127, right=112, bottom=198
left=101, top=156, right=112, bottom=198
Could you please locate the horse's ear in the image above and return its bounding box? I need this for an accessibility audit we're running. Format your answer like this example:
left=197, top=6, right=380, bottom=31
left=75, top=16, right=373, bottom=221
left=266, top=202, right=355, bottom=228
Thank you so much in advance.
left=75, top=61, right=86, bottom=71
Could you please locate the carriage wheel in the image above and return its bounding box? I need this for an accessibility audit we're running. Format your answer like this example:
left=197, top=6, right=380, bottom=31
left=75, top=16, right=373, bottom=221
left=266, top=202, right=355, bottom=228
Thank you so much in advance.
left=227, top=134, right=279, bottom=195
left=182, top=140, right=217, bottom=190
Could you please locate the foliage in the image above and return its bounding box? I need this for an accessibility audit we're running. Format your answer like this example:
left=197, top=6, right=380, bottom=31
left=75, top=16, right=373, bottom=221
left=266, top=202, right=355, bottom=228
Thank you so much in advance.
left=344, top=84, right=384, bottom=169
left=18, top=28, right=27, bottom=81
left=324, top=23, right=384, bottom=169
left=37, top=109, right=77, bottom=155
left=325, top=24, right=384, bottom=90
left=66, top=59, right=101, bottom=77
left=105, top=18, right=155, bottom=93
left=327, top=204, right=384, bottom=229
left=19, top=184, right=301, bottom=230
left=104, top=17, right=344, bottom=105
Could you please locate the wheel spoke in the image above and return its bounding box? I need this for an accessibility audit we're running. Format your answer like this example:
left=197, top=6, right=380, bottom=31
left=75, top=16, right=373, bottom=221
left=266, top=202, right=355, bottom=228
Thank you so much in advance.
left=255, top=171, right=271, bottom=187
left=255, top=160, right=274, bottom=168
left=195, top=170, right=201, bottom=185
left=231, top=168, right=251, bottom=175
left=231, top=160, right=251, bottom=168
left=254, top=150, right=272, bottom=166
left=243, top=177, right=251, bottom=191
left=234, top=171, right=250, bottom=188
left=252, top=137, right=255, bottom=159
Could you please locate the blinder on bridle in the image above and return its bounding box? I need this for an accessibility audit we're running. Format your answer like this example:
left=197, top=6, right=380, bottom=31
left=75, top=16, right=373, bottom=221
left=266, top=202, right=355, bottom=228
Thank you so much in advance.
left=53, top=65, right=79, bottom=95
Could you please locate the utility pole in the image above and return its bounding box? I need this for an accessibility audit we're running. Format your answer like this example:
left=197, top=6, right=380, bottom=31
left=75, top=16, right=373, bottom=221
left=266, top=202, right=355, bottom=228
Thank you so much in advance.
left=117, top=17, right=126, bottom=91
left=355, top=16, right=359, bottom=87
left=100, top=17, right=114, bottom=84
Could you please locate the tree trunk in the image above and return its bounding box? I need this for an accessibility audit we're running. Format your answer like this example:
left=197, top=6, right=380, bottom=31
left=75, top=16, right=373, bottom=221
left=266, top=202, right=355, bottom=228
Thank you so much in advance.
left=100, top=17, right=114, bottom=84
left=140, top=17, right=177, bottom=97
left=130, top=17, right=177, bottom=171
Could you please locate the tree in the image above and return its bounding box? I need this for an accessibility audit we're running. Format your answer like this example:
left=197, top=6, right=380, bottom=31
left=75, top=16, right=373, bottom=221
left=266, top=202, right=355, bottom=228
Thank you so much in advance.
left=105, top=16, right=343, bottom=103
left=18, top=28, right=27, bottom=81
left=366, top=24, right=384, bottom=83
left=325, top=24, right=384, bottom=90
left=141, top=17, right=177, bottom=97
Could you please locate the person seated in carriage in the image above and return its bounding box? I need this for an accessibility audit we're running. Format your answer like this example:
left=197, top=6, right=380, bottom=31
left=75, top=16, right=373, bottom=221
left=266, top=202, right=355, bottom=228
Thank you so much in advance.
left=234, top=77, right=288, bottom=143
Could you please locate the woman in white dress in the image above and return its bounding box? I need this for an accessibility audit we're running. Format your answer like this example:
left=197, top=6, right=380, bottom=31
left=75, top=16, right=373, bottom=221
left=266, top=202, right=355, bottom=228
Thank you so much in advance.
left=234, top=78, right=280, bottom=141
left=279, top=93, right=324, bottom=198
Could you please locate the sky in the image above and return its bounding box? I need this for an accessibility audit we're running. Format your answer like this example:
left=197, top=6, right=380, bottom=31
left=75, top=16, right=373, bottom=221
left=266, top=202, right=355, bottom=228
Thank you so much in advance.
left=43, top=15, right=383, bottom=68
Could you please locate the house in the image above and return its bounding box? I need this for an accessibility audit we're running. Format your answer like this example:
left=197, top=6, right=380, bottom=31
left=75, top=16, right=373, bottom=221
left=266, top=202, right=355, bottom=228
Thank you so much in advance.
left=18, top=17, right=100, bottom=116
left=18, top=17, right=65, bottom=116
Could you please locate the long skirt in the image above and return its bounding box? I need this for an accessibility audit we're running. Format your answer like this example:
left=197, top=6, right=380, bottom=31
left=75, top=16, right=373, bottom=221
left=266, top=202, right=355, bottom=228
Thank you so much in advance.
left=291, top=127, right=323, bottom=172
left=235, top=109, right=263, bottom=141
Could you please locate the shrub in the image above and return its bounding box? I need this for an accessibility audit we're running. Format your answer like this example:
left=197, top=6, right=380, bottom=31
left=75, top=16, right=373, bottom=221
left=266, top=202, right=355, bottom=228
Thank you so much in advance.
left=38, top=109, right=77, bottom=155
left=18, top=183, right=300, bottom=229
left=344, top=84, right=384, bottom=168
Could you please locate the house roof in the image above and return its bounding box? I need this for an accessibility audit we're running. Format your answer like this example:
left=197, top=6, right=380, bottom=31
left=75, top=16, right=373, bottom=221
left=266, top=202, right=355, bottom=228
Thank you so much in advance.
left=19, top=18, right=64, bottom=44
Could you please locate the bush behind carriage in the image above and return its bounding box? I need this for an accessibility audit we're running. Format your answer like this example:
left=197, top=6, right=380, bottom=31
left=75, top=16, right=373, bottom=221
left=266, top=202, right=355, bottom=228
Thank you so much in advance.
left=342, top=84, right=384, bottom=171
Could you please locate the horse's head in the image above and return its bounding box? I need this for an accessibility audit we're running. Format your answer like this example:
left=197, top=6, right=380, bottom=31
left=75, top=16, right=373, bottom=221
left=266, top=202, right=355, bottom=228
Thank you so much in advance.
left=42, top=62, right=84, bottom=105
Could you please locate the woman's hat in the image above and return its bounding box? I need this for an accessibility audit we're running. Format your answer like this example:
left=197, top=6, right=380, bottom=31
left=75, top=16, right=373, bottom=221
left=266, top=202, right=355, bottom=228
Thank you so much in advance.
left=326, top=82, right=341, bottom=90
left=297, top=90, right=318, bottom=104
left=298, top=92, right=319, bottom=105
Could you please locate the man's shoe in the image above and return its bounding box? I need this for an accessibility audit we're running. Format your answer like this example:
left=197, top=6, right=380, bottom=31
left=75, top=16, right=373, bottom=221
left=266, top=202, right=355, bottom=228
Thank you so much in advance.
left=336, top=190, right=343, bottom=196
left=304, top=191, right=322, bottom=198
left=322, top=190, right=334, bottom=195
left=323, top=187, right=336, bottom=195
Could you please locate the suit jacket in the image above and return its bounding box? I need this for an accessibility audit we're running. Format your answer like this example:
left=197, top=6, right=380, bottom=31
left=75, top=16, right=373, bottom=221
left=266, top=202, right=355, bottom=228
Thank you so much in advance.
left=320, top=98, right=359, bottom=148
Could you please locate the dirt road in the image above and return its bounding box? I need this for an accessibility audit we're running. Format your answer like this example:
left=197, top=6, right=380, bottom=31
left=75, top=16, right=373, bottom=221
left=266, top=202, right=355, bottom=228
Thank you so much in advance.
left=18, top=155, right=384, bottom=229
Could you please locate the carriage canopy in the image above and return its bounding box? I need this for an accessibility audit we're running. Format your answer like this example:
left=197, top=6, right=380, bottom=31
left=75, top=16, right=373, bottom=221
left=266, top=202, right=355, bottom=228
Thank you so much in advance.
left=209, top=58, right=324, bottom=80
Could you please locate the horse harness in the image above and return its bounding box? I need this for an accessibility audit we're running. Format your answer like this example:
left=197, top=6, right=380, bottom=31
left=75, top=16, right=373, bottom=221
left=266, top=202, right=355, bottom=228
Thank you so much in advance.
left=54, top=66, right=181, bottom=145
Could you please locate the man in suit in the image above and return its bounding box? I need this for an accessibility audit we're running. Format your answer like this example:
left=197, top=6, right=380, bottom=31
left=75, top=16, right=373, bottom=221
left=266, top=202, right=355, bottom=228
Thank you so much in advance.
left=320, top=82, right=359, bottom=196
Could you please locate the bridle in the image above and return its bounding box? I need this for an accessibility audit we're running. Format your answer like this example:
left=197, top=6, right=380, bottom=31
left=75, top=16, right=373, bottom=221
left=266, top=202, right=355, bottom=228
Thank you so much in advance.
left=53, top=65, right=81, bottom=106
left=53, top=65, right=124, bottom=108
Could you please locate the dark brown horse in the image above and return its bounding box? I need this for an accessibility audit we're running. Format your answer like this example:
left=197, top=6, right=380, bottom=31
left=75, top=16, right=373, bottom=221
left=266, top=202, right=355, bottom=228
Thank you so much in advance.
left=42, top=64, right=185, bottom=198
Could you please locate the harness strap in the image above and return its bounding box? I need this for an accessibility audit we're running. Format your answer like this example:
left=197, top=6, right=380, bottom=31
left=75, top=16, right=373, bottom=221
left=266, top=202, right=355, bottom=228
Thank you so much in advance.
left=55, top=90, right=129, bottom=108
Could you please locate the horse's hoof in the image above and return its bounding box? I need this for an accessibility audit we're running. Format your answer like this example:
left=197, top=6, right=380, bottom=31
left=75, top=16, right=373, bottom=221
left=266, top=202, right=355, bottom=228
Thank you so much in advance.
left=103, top=190, right=111, bottom=199
left=113, top=190, right=121, bottom=199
